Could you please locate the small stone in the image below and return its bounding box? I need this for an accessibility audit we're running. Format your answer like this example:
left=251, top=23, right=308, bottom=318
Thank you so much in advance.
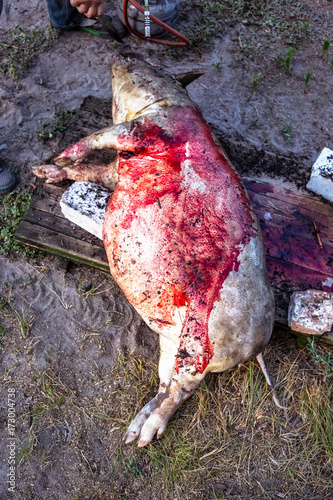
left=306, top=147, right=333, bottom=202
left=288, top=290, right=333, bottom=335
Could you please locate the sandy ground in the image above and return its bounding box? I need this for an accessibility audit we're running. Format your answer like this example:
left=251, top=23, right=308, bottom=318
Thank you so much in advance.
left=1, top=1, right=333, bottom=499
left=1, top=1, right=333, bottom=183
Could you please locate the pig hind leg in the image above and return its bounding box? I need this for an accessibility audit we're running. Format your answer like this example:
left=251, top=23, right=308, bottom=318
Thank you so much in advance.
left=124, top=336, right=206, bottom=447
left=123, top=336, right=177, bottom=445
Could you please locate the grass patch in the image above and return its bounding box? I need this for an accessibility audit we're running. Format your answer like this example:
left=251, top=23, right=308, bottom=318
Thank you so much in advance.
left=0, top=25, right=59, bottom=80
left=110, top=353, right=159, bottom=418
left=17, top=434, right=38, bottom=463
left=180, top=0, right=315, bottom=52
left=322, top=38, right=330, bottom=60
left=302, top=381, right=333, bottom=457
left=304, top=70, right=313, bottom=89
left=18, top=370, right=70, bottom=429
left=146, top=420, right=202, bottom=488
left=0, top=293, right=34, bottom=338
left=249, top=73, right=263, bottom=99
left=0, top=325, right=6, bottom=348
left=10, top=306, right=33, bottom=339
left=36, top=109, right=75, bottom=141
left=124, top=456, right=143, bottom=478
left=0, top=188, right=41, bottom=257
left=305, top=337, right=333, bottom=379
left=281, top=123, right=295, bottom=144
left=284, top=47, right=296, bottom=71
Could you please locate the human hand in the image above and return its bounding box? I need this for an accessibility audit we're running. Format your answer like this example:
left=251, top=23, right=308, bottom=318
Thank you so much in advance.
left=70, top=0, right=106, bottom=18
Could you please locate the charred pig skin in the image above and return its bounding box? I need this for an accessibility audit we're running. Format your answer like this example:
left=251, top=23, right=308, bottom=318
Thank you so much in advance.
left=33, top=52, right=276, bottom=447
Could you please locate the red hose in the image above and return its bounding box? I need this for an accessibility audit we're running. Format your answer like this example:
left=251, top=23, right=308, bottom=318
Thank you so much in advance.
left=122, top=0, right=190, bottom=46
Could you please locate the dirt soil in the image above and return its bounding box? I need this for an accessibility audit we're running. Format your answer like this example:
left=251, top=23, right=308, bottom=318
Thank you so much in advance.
left=0, top=1, right=333, bottom=499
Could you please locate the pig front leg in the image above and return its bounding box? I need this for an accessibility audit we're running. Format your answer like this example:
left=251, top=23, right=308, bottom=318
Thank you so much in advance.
left=124, top=336, right=206, bottom=447
left=54, top=119, right=143, bottom=166
left=32, top=159, right=118, bottom=191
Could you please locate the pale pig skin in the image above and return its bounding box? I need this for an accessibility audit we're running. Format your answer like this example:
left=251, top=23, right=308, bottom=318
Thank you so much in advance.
left=33, top=52, right=276, bottom=447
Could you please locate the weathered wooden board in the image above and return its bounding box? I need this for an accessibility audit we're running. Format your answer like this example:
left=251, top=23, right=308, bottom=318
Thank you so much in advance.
left=15, top=178, right=333, bottom=331
left=243, top=179, right=333, bottom=340
left=243, top=180, right=333, bottom=295
left=15, top=183, right=109, bottom=272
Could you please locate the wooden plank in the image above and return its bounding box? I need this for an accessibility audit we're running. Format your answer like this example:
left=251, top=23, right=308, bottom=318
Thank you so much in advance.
left=243, top=179, right=333, bottom=279
left=267, top=256, right=333, bottom=325
left=29, top=183, right=70, bottom=216
left=248, top=197, right=333, bottom=244
left=15, top=180, right=108, bottom=269
left=262, top=226, right=332, bottom=276
left=244, top=179, right=333, bottom=218
left=267, top=257, right=333, bottom=292
left=23, top=206, right=104, bottom=247
left=260, top=215, right=332, bottom=250
left=15, top=219, right=109, bottom=272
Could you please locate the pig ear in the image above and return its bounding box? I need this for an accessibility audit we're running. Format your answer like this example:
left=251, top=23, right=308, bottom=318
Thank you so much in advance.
left=175, top=71, right=205, bottom=87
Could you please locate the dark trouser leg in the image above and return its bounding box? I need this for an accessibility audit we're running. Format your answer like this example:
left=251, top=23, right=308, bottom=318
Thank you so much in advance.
left=44, top=0, right=84, bottom=29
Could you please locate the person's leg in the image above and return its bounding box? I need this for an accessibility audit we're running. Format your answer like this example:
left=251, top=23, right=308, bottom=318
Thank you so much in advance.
left=44, top=0, right=85, bottom=29
left=44, top=0, right=126, bottom=36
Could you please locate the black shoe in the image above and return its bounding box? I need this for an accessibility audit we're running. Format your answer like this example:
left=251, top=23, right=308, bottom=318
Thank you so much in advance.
left=0, top=166, right=16, bottom=195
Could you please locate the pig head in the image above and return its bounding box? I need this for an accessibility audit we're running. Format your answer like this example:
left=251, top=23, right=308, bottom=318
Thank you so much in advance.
left=33, top=51, right=275, bottom=447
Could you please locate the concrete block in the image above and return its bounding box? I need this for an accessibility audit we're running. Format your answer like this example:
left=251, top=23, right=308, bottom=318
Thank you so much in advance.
left=60, top=181, right=110, bottom=240
left=288, top=290, right=333, bottom=335
left=306, top=147, right=333, bottom=202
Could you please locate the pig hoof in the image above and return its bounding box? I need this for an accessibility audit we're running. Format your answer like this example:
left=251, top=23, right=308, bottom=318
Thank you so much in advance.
left=137, top=438, right=150, bottom=448
left=123, top=431, right=139, bottom=444
left=124, top=396, right=159, bottom=444
left=54, top=141, right=92, bottom=166
left=54, top=155, right=73, bottom=167
left=32, top=165, right=67, bottom=183
left=124, top=413, right=152, bottom=444
left=134, top=413, right=166, bottom=447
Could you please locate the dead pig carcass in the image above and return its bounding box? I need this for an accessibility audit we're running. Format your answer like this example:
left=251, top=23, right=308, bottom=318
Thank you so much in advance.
left=33, top=52, right=279, bottom=447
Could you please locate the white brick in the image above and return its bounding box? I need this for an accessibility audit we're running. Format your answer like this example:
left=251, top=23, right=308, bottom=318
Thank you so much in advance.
left=60, top=181, right=110, bottom=240
left=306, top=147, right=333, bottom=202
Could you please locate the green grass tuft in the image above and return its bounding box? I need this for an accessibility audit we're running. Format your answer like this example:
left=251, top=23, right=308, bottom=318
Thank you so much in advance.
left=0, top=325, right=6, bottom=348
left=281, top=123, right=295, bottom=144
left=0, top=24, right=59, bottom=80
left=306, top=337, right=333, bottom=379
left=0, top=188, right=41, bottom=257
left=124, top=457, right=143, bottom=477
left=322, top=38, right=330, bottom=59
left=36, top=109, right=75, bottom=141
left=284, top=47, right=296, bottom=71
left=304, top=70, right=313, bottom=88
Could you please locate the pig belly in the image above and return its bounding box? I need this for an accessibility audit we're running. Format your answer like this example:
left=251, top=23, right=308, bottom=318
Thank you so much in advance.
left=103, top=194, right=192, bottom=345
left=103, top=188, right=273, bottom=373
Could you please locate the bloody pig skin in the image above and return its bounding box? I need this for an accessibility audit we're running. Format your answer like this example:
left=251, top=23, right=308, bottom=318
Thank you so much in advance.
left=32, top=52, right=275, bottom=447
left=103, top=106, right=257, bottom=375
